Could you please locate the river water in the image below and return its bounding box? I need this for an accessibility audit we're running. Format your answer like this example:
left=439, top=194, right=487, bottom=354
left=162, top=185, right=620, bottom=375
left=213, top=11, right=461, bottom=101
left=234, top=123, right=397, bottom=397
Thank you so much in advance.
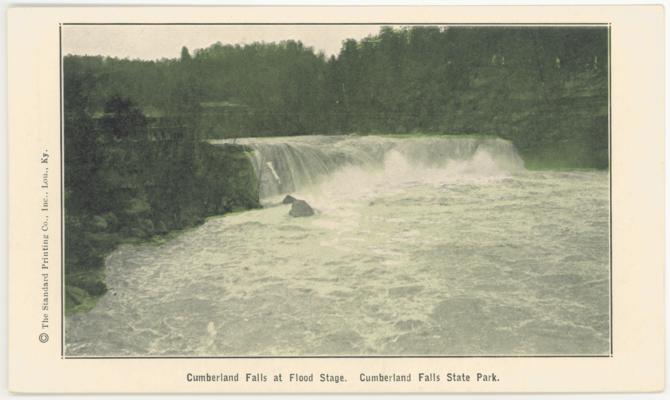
left=65, top=135, right=610, bottom=356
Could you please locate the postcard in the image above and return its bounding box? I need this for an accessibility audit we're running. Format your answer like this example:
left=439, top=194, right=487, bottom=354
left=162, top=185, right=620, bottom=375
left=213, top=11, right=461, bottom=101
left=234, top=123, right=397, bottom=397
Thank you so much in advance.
left=7, top=5, right=665, bottom=393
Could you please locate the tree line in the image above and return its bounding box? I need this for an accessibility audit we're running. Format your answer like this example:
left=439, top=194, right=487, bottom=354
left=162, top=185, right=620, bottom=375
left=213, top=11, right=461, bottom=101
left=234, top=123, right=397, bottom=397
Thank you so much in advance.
left=64, top=26, right=608, bottom=168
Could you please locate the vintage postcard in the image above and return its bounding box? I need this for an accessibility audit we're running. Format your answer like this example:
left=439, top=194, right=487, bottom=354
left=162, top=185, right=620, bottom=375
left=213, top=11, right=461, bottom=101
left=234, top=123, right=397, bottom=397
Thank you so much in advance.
left=7, top=5, right=665, bottom=393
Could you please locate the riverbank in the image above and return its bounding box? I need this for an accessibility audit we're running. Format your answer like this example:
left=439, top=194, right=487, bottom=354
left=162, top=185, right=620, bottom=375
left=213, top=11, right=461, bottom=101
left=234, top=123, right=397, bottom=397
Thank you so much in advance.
left=65, top=142, right=261, bottom=315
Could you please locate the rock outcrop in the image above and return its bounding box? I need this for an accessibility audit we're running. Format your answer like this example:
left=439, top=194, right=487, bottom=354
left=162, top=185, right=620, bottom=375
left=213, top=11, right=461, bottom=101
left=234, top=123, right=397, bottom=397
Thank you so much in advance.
left=282, top=194, right=297, bottom=204
left=289, top=199, right=315, bottom=217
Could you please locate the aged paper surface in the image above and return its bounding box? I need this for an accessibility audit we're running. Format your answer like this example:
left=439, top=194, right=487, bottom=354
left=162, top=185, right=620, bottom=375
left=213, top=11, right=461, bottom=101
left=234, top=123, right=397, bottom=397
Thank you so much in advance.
left=7, top=5, right=664, bottom=393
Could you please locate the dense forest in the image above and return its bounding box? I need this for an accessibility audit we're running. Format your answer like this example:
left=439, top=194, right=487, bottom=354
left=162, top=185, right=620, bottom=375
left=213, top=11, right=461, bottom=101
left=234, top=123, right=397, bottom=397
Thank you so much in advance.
left=66, top=26, right=608, bottom=165
left=64, top=26, right=608, bottom=313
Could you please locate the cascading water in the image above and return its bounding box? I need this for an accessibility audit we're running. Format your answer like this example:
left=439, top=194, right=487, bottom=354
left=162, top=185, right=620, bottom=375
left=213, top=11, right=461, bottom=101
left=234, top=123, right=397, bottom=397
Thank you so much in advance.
left=211, top=135, right=525, bottom=199
left=66, top=135, right=609, bottom=357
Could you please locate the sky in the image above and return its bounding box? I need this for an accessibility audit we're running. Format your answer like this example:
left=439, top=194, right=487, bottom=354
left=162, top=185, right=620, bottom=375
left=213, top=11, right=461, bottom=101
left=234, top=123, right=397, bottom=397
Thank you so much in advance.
left=62, top=25, right=388, bottom=60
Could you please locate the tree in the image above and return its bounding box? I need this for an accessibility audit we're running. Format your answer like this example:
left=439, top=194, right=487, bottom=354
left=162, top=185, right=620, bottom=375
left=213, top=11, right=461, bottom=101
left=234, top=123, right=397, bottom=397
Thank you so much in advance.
left=181, top=46, right=192, bottom=62
left=100, top=95, right=148, bottom=140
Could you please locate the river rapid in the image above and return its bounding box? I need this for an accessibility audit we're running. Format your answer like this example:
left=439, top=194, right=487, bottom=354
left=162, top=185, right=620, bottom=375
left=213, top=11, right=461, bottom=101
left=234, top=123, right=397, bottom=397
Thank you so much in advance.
left=65, top=135, right=610, bottom=356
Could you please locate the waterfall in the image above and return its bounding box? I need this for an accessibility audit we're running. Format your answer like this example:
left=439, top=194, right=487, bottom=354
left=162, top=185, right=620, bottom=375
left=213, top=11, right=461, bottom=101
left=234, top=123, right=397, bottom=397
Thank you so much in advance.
left=211, top=135, right=525, bottom=199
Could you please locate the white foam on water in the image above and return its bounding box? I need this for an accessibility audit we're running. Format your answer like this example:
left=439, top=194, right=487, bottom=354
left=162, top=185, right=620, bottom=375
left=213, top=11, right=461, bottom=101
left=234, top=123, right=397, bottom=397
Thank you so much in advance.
left=214, top=135, right=524, bottom=199
left=65, top=136, right=609, bottom=357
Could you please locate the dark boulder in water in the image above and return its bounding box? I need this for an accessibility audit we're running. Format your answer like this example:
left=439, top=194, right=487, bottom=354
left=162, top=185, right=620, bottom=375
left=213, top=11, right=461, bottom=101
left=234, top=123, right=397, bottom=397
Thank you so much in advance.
left=282, top=194, right=297, bottom=204
left=289, top=199, right=315, bottom=217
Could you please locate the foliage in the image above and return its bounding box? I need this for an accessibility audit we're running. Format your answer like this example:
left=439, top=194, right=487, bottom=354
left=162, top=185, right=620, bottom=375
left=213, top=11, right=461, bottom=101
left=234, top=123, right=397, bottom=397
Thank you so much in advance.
left=63, top=26, right=608, bottom=168
left=100, top=95, right=148, bottom=140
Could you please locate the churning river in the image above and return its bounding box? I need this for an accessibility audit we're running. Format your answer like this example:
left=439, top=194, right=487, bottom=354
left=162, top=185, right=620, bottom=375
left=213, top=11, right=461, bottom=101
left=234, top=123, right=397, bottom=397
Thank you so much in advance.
left=66, top=135, right=610, bottom=356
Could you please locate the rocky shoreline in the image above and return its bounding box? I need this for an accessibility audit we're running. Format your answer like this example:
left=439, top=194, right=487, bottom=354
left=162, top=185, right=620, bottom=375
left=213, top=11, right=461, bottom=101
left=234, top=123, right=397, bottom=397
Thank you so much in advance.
left=65, top=142, right=261, bottom=315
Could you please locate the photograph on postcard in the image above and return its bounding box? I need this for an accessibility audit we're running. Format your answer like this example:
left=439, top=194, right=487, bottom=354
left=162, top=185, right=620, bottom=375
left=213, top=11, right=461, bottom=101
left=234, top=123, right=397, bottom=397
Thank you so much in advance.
left=59, top=24, right=611, bottom=358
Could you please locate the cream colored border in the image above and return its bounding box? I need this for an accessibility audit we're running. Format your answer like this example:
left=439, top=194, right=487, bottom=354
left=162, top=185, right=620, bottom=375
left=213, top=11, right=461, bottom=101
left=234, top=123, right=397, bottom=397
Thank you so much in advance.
left=7, top=6, right=664, bottom=393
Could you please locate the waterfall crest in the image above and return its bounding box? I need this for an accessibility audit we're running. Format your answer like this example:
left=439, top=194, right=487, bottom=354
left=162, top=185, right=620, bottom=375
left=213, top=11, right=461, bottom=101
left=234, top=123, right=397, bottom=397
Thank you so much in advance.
left=211, top=135, right=524, bottom=198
